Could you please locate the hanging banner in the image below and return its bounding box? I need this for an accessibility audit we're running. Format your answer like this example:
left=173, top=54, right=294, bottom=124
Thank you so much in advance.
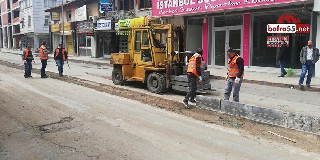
left=75, top=5, right=87, bottom=21
left=152, top=0, right=307, bottom=17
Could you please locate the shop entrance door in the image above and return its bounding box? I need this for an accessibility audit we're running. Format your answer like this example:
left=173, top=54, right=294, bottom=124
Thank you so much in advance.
left=214, top=27, right=242, bottom=66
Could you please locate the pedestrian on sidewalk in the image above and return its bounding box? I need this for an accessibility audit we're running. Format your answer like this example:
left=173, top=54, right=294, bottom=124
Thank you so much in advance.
left=21, top=46, right=34, bottom=78
left=54, top=44, right=68, bottom=77
left=39, top=41, right=51, bottom=78
left=298, top=40, right=320, bottom=89
left=224, top=48, right=244, bottom=102
left=183, top=48, right=203, bottom=107
left=277, top=40, right=288, bottom=77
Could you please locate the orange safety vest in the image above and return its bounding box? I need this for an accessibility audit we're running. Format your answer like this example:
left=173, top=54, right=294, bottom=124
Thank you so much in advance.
left=228, top=55, right=244, bottom=78
left=187, top=54, right=202, bottom=77
left=55, top=48, right=66, bottom=60
left=39, top=46, right=48, bottom=60
left=22, top=49, right=29, bottom=61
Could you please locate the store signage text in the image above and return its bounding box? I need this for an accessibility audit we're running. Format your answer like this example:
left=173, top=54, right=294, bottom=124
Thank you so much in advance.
left=63, top=22, right=72, bottom=31
left=75, top=5, right=87, bottom=21
left=97, top=20, right=112, bottom=30
left=51, top=24, right=60, bottom=32
left=118, top=20, right=132, bottom=28
left=267, top=36, right=289, bottom=47
left=51, top=12, right=60, bottom=21
left=152, top=0, right=302, bottom=16
left=100, top=0, right=112, bottom=12
left=267, top=24, right=310, bottom=34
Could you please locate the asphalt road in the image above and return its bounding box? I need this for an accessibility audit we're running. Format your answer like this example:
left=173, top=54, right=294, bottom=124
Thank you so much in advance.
left=0, top=55, right=319, bottom=159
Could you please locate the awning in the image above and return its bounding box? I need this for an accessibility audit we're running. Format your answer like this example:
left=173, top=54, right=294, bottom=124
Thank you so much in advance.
left=60, top=31, right=73, bottom=35
left=94, top=29, right=116, bottom=32
left=13, top=33, right=23, bottom=37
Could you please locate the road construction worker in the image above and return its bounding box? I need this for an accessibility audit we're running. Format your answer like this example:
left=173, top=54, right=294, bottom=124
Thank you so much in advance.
left=183, top=48, right=203, bottom=106
left=21, top=46, right=34, bottom=78
left=54, top=44, right=68, bottom=77
left=224, top=48, right=244, bottom=102
left=39, top=41, right=50, bottom=78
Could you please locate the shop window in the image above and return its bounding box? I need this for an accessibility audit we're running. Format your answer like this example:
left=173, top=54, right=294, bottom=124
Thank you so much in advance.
left=252, top=10, right=311, bottom=68
left=66, top=10, right=71, bottom=22
left=139, top=0, right=152, bottom=9
left=214, top=15, right=243, bottom=27
left=120, top=0, right=134, bottom=11
left=44, top=15, right=50, bottom=26
left=187, top=19, right=203, bottom=52
left=135, top=31, right=141, bottom=51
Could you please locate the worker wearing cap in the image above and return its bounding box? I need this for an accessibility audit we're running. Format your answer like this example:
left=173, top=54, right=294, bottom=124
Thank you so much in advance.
left=21, top=45, right=34, bottom=78
left=224, top=48, right=244, bottom=102
left=54, top=44, right=68, bottom=77
left=183, top=48, right=203, bottom=106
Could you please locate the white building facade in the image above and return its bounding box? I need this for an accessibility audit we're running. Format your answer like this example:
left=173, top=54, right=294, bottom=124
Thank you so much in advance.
left=19, top=0, right=55, bottom=50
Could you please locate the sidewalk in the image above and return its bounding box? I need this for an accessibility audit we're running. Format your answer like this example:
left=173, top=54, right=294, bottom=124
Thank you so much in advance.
left=2, top=48, right=319, bottom=89
left=0, top=48, right=110, bottom=65
left=208, top=66, right=320, bottom=89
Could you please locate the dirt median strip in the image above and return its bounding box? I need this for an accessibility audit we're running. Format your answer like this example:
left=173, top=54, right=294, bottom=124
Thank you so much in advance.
left=1, top=59, right=320, bottom=153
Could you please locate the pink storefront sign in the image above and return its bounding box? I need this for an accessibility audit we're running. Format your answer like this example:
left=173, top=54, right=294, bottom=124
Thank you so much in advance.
left=152, top=0, right=306, bottom=17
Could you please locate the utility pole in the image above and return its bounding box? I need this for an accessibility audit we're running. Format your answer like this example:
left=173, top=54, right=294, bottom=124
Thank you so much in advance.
left=61, top=0, right=64, bottom=48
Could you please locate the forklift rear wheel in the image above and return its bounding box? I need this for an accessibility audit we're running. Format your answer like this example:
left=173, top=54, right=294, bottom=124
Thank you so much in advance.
left=112, top=68, right=124, bottom=85
left=147, top=73, right=166, bottom=94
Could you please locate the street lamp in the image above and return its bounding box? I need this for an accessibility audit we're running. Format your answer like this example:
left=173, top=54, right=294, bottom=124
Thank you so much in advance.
left=61, top=0, right=64, bottom=48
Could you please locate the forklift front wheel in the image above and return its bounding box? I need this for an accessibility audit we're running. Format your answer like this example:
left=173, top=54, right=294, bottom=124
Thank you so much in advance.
left=112, top=68, right=124, bottom=85
left=147, top=73, right=166, bottom=94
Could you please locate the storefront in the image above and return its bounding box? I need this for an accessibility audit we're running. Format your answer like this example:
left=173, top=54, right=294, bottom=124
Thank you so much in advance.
left=208, top=15, right=244, bottom=66
left=251, top=9, right=311, bottom=69
left=77, top=21, right=94, bottom=56
left=51, top=22, right=75, bottom=55
left=152, top=0, right=312, bottom=69
left=51, top=24, right=60, bottom=50
left=94, top=19, right=117, bottom=58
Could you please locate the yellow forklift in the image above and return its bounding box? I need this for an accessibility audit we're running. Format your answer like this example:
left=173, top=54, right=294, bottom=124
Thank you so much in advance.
left=111, top=17, right=211, bottom=93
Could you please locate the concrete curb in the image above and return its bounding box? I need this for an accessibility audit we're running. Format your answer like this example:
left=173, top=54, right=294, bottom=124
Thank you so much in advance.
left=196, top=95, right=320, bottom=135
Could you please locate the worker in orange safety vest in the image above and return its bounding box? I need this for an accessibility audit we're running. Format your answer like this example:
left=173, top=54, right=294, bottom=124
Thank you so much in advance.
left=224, top=47, right=244, bottom=102
left=183, top=48, right=203, bottom=107
left=21, top=45, right=34, bottom=78
left=54, top=44, right=68, bottom=77
left=39, top=41, right=51, bottom=78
